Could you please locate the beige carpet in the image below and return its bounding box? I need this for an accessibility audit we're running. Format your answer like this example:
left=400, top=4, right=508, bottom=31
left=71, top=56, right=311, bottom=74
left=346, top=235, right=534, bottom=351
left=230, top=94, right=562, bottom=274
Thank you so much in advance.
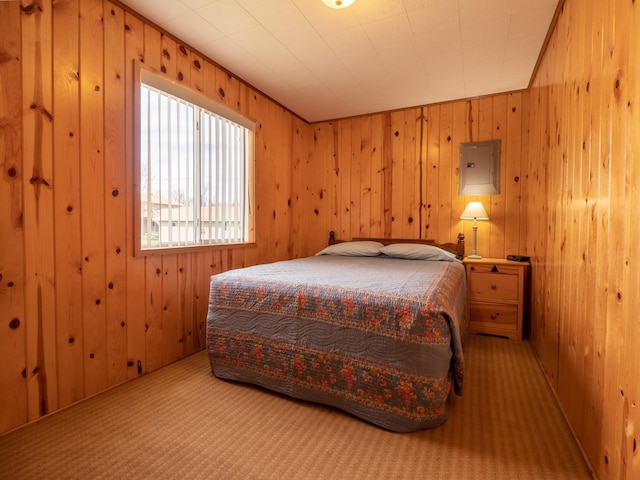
left=0, top=335, right=592, bottom=480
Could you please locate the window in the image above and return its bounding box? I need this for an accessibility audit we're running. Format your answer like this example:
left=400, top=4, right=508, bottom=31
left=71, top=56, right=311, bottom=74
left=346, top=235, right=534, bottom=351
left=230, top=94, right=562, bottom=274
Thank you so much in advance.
left=134, top=65, right=255, bottom=254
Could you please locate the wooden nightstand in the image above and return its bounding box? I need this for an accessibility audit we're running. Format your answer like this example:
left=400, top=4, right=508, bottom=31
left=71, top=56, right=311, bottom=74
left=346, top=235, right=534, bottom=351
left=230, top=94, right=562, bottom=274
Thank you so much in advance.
left=463, top=257, right=530, bottom=340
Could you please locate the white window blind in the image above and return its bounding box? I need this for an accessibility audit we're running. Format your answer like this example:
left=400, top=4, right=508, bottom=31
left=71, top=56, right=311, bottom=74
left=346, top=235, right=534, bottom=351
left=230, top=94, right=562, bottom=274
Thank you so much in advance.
left=138, top=73, right=253, bottom=251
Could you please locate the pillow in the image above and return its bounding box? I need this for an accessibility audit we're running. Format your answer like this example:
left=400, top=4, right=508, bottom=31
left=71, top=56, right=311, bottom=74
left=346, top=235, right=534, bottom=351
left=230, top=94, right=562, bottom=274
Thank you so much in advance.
left=379, top=243, right=456, bottom=261
left=315, top=241, right=384, bottom=257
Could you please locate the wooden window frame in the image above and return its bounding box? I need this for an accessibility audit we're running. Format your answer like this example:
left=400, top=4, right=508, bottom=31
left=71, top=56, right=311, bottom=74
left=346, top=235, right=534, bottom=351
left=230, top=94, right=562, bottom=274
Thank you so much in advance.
left=132, top=61, right=255, bottom=256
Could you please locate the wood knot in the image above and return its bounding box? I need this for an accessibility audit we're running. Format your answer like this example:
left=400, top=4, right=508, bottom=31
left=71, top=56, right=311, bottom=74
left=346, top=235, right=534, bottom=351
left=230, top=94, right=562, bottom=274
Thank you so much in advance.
left=29, top=103, right=53, bottom=121
left=179, top=45, right=187, bottom=56
left=193, top=59, right=201, bottom=70
left=7, top=167, right=17, bottom=177
left=177, top=71, right=184, bottom=81
left=9, top=318, right=20, bottom=329
left=20, top=3, right=40, bottom=14
left=218, top=87, right=226, bottom=98
left=30, top=176, right=50, bottom=187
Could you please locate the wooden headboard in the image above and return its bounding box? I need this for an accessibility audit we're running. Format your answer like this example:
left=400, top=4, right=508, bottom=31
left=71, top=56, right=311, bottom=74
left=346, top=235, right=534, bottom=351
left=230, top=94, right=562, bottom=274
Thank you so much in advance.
left=328, top=231, right=465, bottom=260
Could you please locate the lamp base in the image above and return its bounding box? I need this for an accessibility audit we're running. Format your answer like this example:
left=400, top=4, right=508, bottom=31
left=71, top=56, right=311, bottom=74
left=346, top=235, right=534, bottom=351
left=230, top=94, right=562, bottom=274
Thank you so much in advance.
left=467, top=254, right=482, bottom=259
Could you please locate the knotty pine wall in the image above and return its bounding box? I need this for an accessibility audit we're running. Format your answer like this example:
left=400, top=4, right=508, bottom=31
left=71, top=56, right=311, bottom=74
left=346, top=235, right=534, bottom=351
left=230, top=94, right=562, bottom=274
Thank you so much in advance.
left=0, top=0, right=532, bottom=437
left=526, top=0, right=639, bottom=478
left=291, top=94, right=530, bottom=258
left=0, top=0, right=305, bottom=434
left=0, top=0, right=530, bottom=436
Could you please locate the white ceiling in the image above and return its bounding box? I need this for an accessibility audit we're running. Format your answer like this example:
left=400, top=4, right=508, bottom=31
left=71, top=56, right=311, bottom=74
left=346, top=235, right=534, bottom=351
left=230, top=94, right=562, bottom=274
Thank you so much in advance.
left=119, top=0, right=558, bottom=122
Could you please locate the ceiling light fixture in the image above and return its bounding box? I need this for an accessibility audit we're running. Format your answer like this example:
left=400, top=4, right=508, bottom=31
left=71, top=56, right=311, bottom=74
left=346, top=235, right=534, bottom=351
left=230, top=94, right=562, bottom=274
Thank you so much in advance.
left=321, top=0, right=356, bottom=9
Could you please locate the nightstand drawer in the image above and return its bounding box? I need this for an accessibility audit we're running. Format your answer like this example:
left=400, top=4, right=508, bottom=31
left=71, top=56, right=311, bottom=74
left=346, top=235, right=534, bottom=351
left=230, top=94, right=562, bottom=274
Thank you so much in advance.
left=464, top=258, right=529, bottom=340
left=468, top=271, right=519, bottom=302
left=469, top=303, right=519, bottom=330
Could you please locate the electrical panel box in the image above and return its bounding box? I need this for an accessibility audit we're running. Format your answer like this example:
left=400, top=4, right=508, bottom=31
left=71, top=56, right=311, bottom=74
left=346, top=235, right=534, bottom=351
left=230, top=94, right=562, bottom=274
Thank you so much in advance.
left=458, top=140, right=501, bottom=195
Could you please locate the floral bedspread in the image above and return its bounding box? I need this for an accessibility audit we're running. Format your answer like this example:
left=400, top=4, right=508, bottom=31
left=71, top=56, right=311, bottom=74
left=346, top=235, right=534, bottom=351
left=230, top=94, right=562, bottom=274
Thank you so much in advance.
left=206, top=256, right=467, bottom=432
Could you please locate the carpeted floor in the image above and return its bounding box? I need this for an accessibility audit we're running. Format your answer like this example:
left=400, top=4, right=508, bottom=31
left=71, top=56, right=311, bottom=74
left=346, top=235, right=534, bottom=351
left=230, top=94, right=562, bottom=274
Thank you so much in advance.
left=0, top=335, right=593, bottom=480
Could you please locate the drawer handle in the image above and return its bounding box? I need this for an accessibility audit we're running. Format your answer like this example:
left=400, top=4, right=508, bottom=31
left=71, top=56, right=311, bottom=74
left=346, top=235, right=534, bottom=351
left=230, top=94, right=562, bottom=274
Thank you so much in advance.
left=491, top=265, right=499, bottom=273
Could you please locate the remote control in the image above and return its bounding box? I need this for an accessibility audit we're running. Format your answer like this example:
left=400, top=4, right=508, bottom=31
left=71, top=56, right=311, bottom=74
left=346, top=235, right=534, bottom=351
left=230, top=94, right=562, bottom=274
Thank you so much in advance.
left=507, top=255, right=530, bottom=262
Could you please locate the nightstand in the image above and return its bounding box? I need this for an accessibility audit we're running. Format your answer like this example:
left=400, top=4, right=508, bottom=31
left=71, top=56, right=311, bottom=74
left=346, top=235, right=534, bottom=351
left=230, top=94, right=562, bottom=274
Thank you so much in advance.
left=463, top=257, right=530, bottom=340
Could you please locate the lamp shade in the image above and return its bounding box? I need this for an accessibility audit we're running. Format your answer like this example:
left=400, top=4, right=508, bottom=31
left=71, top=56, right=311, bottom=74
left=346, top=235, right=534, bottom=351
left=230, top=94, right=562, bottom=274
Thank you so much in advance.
left=321, top=0, right=356, bottom=8
left=460, top=201, right=489, bottom=220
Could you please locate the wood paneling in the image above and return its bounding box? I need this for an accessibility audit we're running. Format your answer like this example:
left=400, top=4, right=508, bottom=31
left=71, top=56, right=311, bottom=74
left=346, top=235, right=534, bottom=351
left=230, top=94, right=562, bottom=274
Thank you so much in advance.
left=5, top=6, right=635, bottom=480
left=123, top=11, right=147, bottom=380
left=0, top=0, right=27, bottom=434
left=52, top=0, right=83, bottom=407
left=104, top=1, right=128, bottom=387
left=526, top=0, right=639, bottom=478
left=22, top=0, right=58, bottom=422
left=79, top=0, right=107, bottom=397
left=293, top=94, right=529, bottom=259
left=0, top=0, right=303, bottom=435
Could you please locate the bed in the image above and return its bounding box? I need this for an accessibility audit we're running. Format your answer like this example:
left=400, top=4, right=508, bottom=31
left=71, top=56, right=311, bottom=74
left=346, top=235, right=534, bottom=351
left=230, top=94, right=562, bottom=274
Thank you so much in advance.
left=206, top=233, right=468, bottom=432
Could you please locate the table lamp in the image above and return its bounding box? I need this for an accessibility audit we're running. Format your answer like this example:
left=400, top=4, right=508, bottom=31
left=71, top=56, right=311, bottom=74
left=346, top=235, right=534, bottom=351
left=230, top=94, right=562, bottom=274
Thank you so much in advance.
left=460, top=201, right=489, bottom=259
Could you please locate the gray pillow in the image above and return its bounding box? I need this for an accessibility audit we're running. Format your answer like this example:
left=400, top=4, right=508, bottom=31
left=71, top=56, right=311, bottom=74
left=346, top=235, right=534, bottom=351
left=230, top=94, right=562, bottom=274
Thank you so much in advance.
left=379, top=243, right=456, bottom=261
left=315, top=241, right=384, bottom=257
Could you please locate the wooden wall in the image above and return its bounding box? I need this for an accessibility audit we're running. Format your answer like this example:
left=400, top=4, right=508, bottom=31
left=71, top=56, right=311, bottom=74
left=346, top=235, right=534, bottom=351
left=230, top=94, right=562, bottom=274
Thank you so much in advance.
left=7, top=5, right=619, bottom=475
left=0, top=0, right=305, bottom=435
left=526, top=0, right=639, bottom=478
left=291, top=95, right=530, bottom=259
